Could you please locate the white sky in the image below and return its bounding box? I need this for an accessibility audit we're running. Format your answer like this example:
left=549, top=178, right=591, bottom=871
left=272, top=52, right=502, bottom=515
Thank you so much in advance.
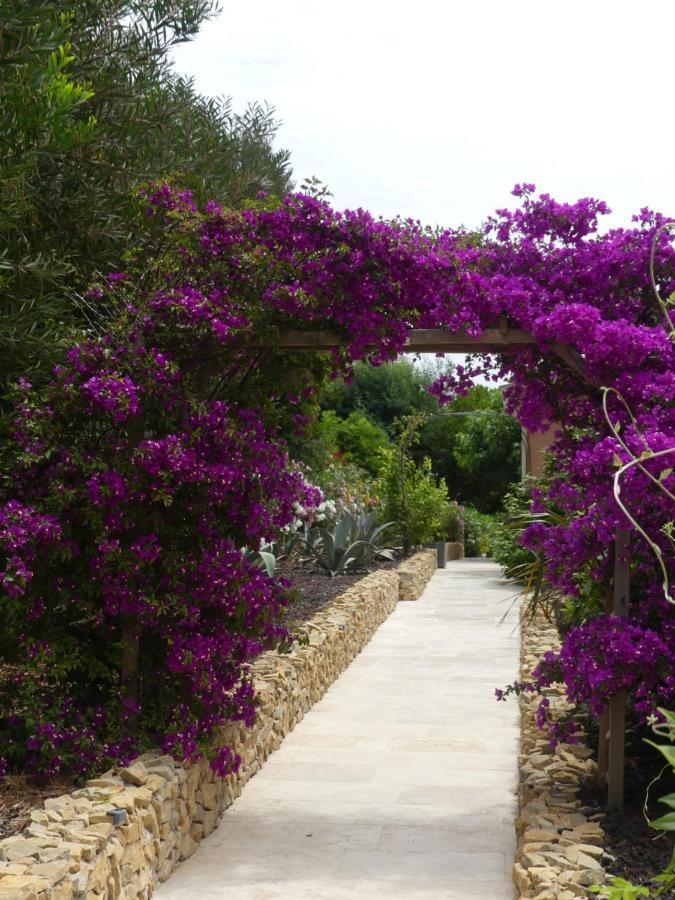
left=171, top=0, right=675, bottom=231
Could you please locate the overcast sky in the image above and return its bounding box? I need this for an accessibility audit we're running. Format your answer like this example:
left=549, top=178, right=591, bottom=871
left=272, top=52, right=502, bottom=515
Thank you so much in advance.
left=171, top=0, right=675, bottom=232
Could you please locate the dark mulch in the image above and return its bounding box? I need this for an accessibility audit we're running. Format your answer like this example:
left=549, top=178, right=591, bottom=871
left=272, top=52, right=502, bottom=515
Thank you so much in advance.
left=281, top=559, right=399, bottom=632
left=579, top=717, right=675, bottom=894
left=0, top=774, right=75, bottom=841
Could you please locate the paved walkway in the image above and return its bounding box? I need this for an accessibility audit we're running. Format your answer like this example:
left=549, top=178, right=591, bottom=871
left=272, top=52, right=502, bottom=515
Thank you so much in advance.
left=157, top=559, right=521, bottom=899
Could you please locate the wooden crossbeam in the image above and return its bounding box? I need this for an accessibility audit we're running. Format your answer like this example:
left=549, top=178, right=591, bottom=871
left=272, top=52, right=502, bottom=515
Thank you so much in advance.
left=245, top=325, right=596, bottom=387
left=249, top=328, right=538, bottom=353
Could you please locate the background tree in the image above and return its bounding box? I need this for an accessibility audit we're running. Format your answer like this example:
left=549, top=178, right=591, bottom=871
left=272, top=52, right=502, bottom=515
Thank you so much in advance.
left=320, top=358, right=437, bottom=429
left=319, top=359, right=521, bottom=512
left=0, top=0, right=292, bottom=412
left=429, top=388, right=522, bottom=513
left=317, top=410, right=390, bottom=476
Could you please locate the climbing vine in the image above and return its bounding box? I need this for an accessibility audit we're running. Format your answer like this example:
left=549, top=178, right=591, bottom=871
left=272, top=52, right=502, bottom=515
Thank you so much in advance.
left=0, top=183, right=673, bottom=776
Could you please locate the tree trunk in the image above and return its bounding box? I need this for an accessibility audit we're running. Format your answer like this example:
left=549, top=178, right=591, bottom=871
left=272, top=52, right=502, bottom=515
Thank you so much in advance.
left=120, top=615, right=141, bottom=737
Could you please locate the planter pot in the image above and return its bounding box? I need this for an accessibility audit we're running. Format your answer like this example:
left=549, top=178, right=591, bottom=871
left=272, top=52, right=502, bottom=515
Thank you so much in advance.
left=436, top=541, right=447, bottom=568
left=425, top=542, right=465, bottom=566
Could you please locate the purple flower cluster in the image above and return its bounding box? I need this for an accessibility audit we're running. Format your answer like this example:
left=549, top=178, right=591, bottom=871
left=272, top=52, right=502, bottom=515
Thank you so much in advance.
left=1, top=181, right=673, bottom=775
left=0, top=502, right=61, bottom=598
left=80, top=373, right=140, bottom=422
left=532, top=615, right=675, bottom=721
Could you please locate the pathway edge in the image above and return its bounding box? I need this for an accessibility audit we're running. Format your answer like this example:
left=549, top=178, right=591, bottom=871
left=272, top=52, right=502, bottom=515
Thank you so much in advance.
left=513, top=606, right=609, bottom=900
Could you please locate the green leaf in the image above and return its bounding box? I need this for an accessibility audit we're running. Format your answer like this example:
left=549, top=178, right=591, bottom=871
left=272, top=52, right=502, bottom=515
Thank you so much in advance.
left=656, top=792, right=675, bottom=810
left=645, top=740, right=675, bottom=769
left=649, top=811, right=675, bottom=831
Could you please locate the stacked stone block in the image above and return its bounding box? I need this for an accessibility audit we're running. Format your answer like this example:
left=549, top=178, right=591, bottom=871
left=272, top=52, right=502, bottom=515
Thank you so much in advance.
left=513, top=608, right=609, bottom=899
left=397, top=549, right=437, bottom=600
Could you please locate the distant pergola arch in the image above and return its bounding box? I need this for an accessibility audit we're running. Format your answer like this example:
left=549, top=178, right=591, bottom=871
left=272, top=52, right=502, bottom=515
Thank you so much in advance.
left=252, top=321, right=627, bottom=810
left=250, top=322, right=592, bottom=478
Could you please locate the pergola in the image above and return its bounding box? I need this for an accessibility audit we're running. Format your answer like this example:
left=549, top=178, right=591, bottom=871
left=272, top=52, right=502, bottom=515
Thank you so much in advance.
left=250, top=324, right=591, bottom=384
left=253, top=324, right=628, bottom=810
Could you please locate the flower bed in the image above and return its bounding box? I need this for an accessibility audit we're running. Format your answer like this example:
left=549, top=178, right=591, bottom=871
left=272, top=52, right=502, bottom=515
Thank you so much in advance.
left=513, top=607, right=610, bottom=899
left=0, top=551, right=436, bottom=899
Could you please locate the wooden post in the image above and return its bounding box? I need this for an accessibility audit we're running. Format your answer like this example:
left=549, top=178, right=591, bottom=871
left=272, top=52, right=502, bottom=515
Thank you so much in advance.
left=597, top=707, right=609, bottom=788
left=608, top=690, right=627, bottom=809
left=597, top=540, right=615, bottom=789
left=607, top=527, right=631, bottom=810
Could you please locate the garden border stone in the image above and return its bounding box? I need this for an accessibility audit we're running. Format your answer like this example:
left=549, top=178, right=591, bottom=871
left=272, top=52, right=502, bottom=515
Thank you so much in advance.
left=396, top=549, right=437, bottom=600
left=514, top=606, right=609, bottom=900
left=446, top=541, right=464, bottom=561
left=0, top=550, right=436, bottom=899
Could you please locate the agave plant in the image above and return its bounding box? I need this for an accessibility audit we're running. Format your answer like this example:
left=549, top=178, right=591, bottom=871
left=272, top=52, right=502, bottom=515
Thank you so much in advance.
left=305, top=517, right=367, bottom=577
left=303, top=510, right=397, bottom=577
left=244, top=533, right=305, bottom=578
left=244, top=542, right=278, bottom=577
left=347, top=507, right=398, bottom=563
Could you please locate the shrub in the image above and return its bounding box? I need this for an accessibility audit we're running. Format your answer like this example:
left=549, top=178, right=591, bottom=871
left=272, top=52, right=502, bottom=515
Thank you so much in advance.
left=0, top=1, right=292, bottom=414
left=331, top=411, right=390, bottom=477
left=300, top=509, right=396, bottom=577
left=2, top=180, right=674, bottom=781
left=378, top=450, right=451, bottom=549
left=462, top=506, right=498, bottom=557
left=310, top=461, right=382, bottom=518
left=0, top=377, right=320, bottom=776
left=492, top=484, right=537, bottom=575
left=446, top=501, right=465, bottom=543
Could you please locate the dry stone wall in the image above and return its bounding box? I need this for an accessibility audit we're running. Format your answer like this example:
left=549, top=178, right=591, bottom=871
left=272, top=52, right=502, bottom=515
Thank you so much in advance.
left=446, top=541, right=464, bottom=561
left=0, top=551, right=437, bottom=899
left=397, top=549, right=437, bottom=600
left=514, top=607, right=609, bottom=900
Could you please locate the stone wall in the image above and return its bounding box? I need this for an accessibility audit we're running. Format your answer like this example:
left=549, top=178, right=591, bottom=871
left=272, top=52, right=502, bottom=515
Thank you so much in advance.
left=0, top=552, right=437, bottom=900
left=446, top=541, right=464, bottom=561
left=513, top=608, right=608, bottom=900
left=397, top=548, right=437, bottom=600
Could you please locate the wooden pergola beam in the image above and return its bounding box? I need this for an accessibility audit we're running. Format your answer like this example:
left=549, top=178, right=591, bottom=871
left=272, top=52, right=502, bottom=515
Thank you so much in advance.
left=246, top=326, right=598, bottom=388
left=249, top=327, right=538, bottom=353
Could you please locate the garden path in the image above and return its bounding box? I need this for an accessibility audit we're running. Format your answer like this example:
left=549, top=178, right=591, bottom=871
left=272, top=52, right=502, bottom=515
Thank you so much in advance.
left=156, top=558, right=521, bottom=899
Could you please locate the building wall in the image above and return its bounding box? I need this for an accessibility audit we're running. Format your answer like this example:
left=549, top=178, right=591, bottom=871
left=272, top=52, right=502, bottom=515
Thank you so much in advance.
left=522, top=426, right=558, bottom=478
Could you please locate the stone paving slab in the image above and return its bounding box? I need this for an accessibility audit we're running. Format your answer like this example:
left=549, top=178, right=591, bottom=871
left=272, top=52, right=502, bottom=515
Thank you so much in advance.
left=156, top=558, right=520, bottom=899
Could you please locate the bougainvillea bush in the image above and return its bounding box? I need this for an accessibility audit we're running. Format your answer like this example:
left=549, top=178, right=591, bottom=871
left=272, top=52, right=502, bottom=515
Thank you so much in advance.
left=1, top=183, right=674, bottom=777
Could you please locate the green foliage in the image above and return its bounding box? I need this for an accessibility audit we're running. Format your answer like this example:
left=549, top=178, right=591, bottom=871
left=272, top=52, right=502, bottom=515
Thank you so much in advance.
left=346, top=508, right=397, bottom=564
left=592, top=709, right=675, bottom=898
left=320, top=359, right=437, bottom=431
left=307, top=461, right=382, bottom=518
left=492, top=484, right=535, bottom=575
left=319, top=361, right=521, bottom=513
left=590, top=878, right=651, bottom=899
left=318, top=410, right=390, bottom=476
left=302, top=511, right=395, bottom=577
left=0, top=0, right=293, bottom=410
left=462, top=506, right=497, bottom=557
left=647, top=710, right=675, bottom=838
left=449, top=391, right=522, bottom=512
left=245, top=542, right=282, bottom=578
left=378, top=450, right=451, bottom=549
left=495, top=478, right=613, bottom=625
left=446, top=500, right=464, bottom=543
left=491, top=482, right=566, bottom=620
